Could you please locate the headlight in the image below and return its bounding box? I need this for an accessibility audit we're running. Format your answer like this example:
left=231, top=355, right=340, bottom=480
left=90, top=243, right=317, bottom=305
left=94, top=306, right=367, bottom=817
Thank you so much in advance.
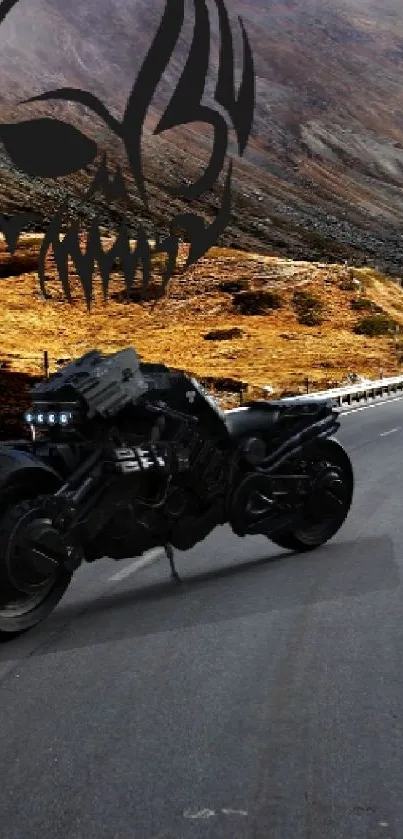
left=23, top=410, right=73, bottom=426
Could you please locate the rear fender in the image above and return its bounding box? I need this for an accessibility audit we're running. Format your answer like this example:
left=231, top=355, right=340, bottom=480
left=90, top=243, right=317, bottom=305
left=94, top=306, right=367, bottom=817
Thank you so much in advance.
left=315, top=435, right=354, bottom=483
left=0, top=445, right=62, bottom=505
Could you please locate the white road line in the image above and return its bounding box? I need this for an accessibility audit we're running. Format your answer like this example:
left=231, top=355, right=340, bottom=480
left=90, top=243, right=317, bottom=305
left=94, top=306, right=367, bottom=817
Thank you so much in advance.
left=183, top=809, right=216, bottom=820
left=108, top=547, right=165, bottom=582
left=380, top=427, right=401, bottom=437
left=183, top=808, right=248, bottom=819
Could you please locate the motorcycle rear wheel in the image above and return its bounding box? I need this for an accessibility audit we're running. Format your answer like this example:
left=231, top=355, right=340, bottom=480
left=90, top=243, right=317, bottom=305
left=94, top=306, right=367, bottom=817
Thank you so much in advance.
left=0, top=487, right=72, bottom=639
left=268, top=438, right=354, bottom=553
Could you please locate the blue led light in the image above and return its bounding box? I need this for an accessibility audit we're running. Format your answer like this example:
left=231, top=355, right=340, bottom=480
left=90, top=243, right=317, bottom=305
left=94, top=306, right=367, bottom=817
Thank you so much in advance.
left=23, top=409, right=73, bottom=426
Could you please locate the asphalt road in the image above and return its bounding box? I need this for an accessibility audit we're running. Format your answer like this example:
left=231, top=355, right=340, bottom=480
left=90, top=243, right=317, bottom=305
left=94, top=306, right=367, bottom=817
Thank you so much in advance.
left=1, top=397, right=403, bottom=839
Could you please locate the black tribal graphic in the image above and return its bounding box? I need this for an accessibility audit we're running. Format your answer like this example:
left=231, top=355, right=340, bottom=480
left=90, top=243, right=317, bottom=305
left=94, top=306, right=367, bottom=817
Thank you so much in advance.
left=0, top=0, right=256, bottom=308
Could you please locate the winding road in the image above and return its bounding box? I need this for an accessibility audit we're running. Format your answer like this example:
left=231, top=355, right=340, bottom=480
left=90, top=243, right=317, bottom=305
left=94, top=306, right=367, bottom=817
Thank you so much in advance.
left=1, top=397, right=403, bottom=838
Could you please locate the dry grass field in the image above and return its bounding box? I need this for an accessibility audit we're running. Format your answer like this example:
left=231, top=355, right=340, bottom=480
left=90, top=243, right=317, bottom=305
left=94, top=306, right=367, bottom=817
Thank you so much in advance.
left=0, top=232, right=402, bottom=436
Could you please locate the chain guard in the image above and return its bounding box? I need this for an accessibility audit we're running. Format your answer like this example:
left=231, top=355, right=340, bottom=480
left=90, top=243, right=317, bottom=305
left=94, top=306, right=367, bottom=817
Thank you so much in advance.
left=227, top=456, right=348, bottom=537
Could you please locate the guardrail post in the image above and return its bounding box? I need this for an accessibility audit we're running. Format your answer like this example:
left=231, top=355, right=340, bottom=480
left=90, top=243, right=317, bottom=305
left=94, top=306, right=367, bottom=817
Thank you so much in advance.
left=43, top=350, right=49, bottom=379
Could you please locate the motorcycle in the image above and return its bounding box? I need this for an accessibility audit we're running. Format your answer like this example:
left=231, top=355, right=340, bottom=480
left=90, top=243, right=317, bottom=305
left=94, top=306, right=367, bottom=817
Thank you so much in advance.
left=0, top=347, right=354, bottom=637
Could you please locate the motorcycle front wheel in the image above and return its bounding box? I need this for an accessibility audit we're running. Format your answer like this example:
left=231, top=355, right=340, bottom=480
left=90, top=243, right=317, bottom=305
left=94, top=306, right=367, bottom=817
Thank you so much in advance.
left=268, top=437, right=354, bottom=552
left=0, top=489, right=72, bottom=639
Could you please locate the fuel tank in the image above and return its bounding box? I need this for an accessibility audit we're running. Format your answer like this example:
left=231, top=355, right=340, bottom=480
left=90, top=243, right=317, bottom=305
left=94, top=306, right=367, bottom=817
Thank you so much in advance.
left=139, top=362, right=229, bottom=439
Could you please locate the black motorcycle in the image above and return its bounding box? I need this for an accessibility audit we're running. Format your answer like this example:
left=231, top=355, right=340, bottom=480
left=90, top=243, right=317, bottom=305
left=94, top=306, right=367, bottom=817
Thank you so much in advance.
left=0, top=347, right=354, bottom=637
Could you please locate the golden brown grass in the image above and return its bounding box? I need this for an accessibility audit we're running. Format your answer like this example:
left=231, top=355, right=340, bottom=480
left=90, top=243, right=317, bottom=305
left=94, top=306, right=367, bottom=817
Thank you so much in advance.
left=0, top=234, right=402, bottom=409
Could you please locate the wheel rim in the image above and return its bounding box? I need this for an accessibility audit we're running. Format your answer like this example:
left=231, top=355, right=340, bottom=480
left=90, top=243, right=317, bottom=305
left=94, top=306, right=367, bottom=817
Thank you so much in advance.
left=0, top=504, right=60, bottom=620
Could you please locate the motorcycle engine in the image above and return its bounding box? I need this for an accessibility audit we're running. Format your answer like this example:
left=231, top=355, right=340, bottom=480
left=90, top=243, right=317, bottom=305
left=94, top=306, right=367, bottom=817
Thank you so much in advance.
left=24, top=348, right=235, bottom=558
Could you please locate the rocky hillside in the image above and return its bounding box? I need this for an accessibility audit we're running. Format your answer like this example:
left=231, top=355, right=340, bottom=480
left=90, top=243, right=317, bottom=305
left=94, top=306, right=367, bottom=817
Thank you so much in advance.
left=0, top=1, right=403, bottom=272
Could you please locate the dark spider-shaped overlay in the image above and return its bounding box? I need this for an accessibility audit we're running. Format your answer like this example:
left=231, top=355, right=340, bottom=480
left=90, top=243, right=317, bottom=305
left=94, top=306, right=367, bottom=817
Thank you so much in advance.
left=0, top=0, right=256, bottom=308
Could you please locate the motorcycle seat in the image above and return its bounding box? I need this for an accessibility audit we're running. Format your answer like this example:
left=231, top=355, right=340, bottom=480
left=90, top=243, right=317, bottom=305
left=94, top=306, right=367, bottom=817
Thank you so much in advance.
left=224, top=405, right=281, bottom=438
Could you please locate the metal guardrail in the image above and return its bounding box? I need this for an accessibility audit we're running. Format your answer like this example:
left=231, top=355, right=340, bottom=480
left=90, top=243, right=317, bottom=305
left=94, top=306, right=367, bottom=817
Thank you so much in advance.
left=268, top=374, right=403, bottom=411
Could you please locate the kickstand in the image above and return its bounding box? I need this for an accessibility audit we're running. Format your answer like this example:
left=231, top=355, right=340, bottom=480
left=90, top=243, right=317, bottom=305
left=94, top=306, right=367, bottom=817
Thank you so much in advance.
left=165, top=543, right=182, bottom=584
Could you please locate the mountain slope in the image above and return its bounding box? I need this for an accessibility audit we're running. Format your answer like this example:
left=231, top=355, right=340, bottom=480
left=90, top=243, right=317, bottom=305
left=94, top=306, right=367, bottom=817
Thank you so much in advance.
left=0, top=0, right=402, bottom=272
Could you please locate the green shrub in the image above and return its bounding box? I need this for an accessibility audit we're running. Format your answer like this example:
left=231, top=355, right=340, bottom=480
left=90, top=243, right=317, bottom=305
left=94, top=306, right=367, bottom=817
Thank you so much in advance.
left=259, top=290, right=284, bottom=309
left=218, top=279, right=249, bottom=293
left=266, top=291, right=284, bottom=309
left=350, top=297, right=382, bottom=313
left=292, top=289, right=325, bottom=326
left=0, top=254, right=39, bottom=278
left=299, top=310, right=323, bottom=325
left=232, top=290, right=284, bottom=315
left=203, top=327, right=244, bottom=341
left=353, top=313, right=397, bottom=337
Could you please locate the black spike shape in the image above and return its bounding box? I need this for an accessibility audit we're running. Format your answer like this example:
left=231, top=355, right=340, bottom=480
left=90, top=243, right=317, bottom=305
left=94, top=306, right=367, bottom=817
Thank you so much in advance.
left=121, top=0, right=186, bottom=207
left=0, top=0, right=20, bottom=27
left=0, top=212, right=41, bottom=253
left=38, top=211, right=157, bottom=311
left=213, top=0, right=255, bottom=155
left=38, top=200, right=72, bottom=303
left=19, top=89, right=122, bottom=138
left=85, top=153, right=130, bottom=202
left=151, top=0, right=229, bottom=200
left=169, top=159, right=233, bottom=269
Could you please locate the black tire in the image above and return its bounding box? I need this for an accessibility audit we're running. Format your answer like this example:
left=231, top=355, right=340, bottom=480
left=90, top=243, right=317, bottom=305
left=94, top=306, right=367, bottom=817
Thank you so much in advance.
left=268, top=437, right=354, bottom=553
left=0, top=483, right=72, bottom=639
